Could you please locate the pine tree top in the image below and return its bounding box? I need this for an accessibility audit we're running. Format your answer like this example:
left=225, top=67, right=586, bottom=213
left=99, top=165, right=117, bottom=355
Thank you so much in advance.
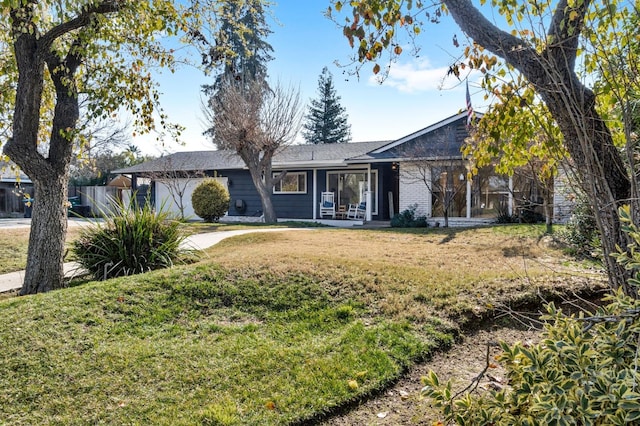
left=302, top=67, right=351, bottom=144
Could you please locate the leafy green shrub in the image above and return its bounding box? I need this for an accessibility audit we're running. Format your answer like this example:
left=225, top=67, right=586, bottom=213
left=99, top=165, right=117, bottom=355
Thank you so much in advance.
left=558, top=194, right=600, bottom=257
left=191, top=179, right=230, bottom=222
left=391, top=204, right=428, bottom=228
left=72, top=199, right=188, bottom=280
left=421, top=205, right=640, bottom=426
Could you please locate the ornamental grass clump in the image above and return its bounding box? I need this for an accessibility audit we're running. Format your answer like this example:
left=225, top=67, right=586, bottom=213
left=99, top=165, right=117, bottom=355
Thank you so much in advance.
left=72, top=200, right=188, bottom=280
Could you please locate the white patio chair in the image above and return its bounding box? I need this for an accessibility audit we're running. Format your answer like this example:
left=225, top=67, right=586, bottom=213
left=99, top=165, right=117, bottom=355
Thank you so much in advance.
left=346, top=201, right=366, bottom=220
left=319, top=192, right=336, bottom=219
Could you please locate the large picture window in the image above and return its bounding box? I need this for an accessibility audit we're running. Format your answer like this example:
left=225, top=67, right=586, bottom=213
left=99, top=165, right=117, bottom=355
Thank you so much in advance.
left=273, top=172, right=307, bottom=194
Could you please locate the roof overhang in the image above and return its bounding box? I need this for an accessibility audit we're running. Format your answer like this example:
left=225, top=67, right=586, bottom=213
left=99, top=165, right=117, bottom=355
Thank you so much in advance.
left=346, top=155, right=464, bottom=164
left=272, top=160, right=350, bottom=169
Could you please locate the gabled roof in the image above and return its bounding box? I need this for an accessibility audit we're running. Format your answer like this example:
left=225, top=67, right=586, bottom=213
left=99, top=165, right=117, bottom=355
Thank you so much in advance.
left=113, top=140, right=391, bottom=174
left=370, top=111, right=470, bottom=154
left=347, top=112, right=476, bottom=164
left=272, top=140, right=390, bottom=168
left=114, top=112, right=477, bottom=174
left=113, top=150, right=246, bottom=174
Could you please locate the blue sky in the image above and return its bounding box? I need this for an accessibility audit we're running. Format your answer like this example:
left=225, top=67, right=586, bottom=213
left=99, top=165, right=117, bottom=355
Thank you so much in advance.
left=139, top=0, right=481, bottom=155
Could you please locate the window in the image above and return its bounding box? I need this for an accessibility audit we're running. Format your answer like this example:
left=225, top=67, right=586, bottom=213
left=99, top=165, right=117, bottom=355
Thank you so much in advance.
left=431, top=165, right=468, bottom=218
left=470, top=167, right=510, bottom=218
left=274, top=172, right=307, bottom=194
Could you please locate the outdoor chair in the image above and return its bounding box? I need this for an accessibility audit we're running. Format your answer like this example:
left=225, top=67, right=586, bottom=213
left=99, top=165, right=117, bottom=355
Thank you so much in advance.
left=319, top=192, right=336, bottom=219
left=336, top=204, right=348, bottom=220
left=347, top=201, right=366, bottom=220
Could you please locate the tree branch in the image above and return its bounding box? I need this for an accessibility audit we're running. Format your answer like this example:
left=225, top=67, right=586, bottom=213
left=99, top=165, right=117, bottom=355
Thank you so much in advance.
left=37, top=1, right=122, bottom=57
left=546, top=0, right=591, bottom=71
left=443, top=0, right=540, bottom=72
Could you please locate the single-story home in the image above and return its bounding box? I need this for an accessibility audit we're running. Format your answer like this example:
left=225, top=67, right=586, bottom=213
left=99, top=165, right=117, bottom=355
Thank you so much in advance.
left=115, top=112, right=574, bottom=225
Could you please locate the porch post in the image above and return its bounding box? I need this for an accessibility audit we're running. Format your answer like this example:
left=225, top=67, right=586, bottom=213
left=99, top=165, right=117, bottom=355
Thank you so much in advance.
left=466, top=179, right=472, bottom=218
left=426, top=167, right=432, bottom=217
left=508, top=176, right=514, bottom=216
left=366, top=164, right=372, bottom=221
left=313, top=169, right=317, bottom=220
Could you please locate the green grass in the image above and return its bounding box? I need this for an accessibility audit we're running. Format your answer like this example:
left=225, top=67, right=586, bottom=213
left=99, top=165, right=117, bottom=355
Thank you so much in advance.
left=0, top=225, right=605, bottom=424
left=0, top=264, right=443, bottom=425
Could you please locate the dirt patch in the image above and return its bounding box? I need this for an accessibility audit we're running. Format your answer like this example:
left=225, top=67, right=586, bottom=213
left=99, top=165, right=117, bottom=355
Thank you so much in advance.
left=321, top=323, right=542, bottom=425
left=320, top=290, right=608, bottom=426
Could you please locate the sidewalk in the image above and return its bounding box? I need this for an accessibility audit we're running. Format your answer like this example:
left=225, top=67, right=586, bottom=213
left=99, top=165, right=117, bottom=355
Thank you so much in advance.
left=0, top=228, right=304, bottom=294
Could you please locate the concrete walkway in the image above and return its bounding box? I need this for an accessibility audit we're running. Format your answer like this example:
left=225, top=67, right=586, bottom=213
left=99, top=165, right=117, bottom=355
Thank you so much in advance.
left=0, top=227, right=304, bottom=294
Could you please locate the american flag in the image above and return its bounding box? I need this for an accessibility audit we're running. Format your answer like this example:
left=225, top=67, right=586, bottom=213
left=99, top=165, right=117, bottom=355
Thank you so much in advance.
left=466, top=80, right=473, bottom=126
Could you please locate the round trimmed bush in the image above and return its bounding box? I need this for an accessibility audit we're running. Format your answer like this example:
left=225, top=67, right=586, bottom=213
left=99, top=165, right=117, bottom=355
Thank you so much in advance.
left=192, top=179, right=230, bottom=222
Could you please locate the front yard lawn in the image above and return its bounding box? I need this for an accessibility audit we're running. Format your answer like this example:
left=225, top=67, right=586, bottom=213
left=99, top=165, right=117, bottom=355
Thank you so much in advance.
left=0, top=226, right=605, bottom=424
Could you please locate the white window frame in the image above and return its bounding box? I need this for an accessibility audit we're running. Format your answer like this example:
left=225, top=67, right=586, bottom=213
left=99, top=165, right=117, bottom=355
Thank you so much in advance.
left=273, top=172, right=307, bottom=194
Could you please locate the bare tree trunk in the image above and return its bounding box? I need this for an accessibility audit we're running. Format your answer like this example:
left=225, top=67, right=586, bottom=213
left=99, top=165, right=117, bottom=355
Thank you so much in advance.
left=544, top=96, right=631, bottom=294
left=4, top=24, right=78, bottom=294
left=20, top=179, right=68, bottom=294
left=544, top=187, right=553, bottom=234
left=260, top=186, right=277, bottom=223
left=249, top=171, right=277, bottom=223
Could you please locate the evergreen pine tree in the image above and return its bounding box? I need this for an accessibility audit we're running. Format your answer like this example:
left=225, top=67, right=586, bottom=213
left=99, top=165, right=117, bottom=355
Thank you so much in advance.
left=302, top=67, right=352, bottom=144
left=202, top=0, right=273, bottom=96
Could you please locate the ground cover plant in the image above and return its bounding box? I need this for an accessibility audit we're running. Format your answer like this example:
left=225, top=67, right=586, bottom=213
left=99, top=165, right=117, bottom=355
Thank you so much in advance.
left=421, top=207, right=640, bottom=425
left=0, top=225, right=605, bottom=424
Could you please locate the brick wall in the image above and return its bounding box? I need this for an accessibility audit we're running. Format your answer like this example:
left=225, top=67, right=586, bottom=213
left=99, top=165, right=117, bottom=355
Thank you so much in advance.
left=398, top=163, right=431, bottom=216
left=553, top=165, right=576, bottom=223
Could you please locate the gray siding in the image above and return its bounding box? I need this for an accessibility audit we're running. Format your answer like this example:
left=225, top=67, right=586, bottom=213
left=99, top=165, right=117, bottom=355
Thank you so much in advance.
left=223, top=170, right=263, bottom=217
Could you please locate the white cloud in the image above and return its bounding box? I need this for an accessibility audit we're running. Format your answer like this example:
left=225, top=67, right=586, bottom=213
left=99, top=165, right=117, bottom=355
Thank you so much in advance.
left=368, top=59, right=460, bottom=93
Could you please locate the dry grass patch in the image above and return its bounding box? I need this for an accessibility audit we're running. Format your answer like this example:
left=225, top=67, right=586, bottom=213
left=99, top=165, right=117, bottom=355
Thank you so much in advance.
left=0, top=227, right=82, bottom=274
left=207, top=227, right=604, bottom=326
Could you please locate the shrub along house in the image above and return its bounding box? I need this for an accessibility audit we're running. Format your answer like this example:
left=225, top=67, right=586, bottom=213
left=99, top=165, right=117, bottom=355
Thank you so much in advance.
left=115, top=112, right=572, bottom=225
